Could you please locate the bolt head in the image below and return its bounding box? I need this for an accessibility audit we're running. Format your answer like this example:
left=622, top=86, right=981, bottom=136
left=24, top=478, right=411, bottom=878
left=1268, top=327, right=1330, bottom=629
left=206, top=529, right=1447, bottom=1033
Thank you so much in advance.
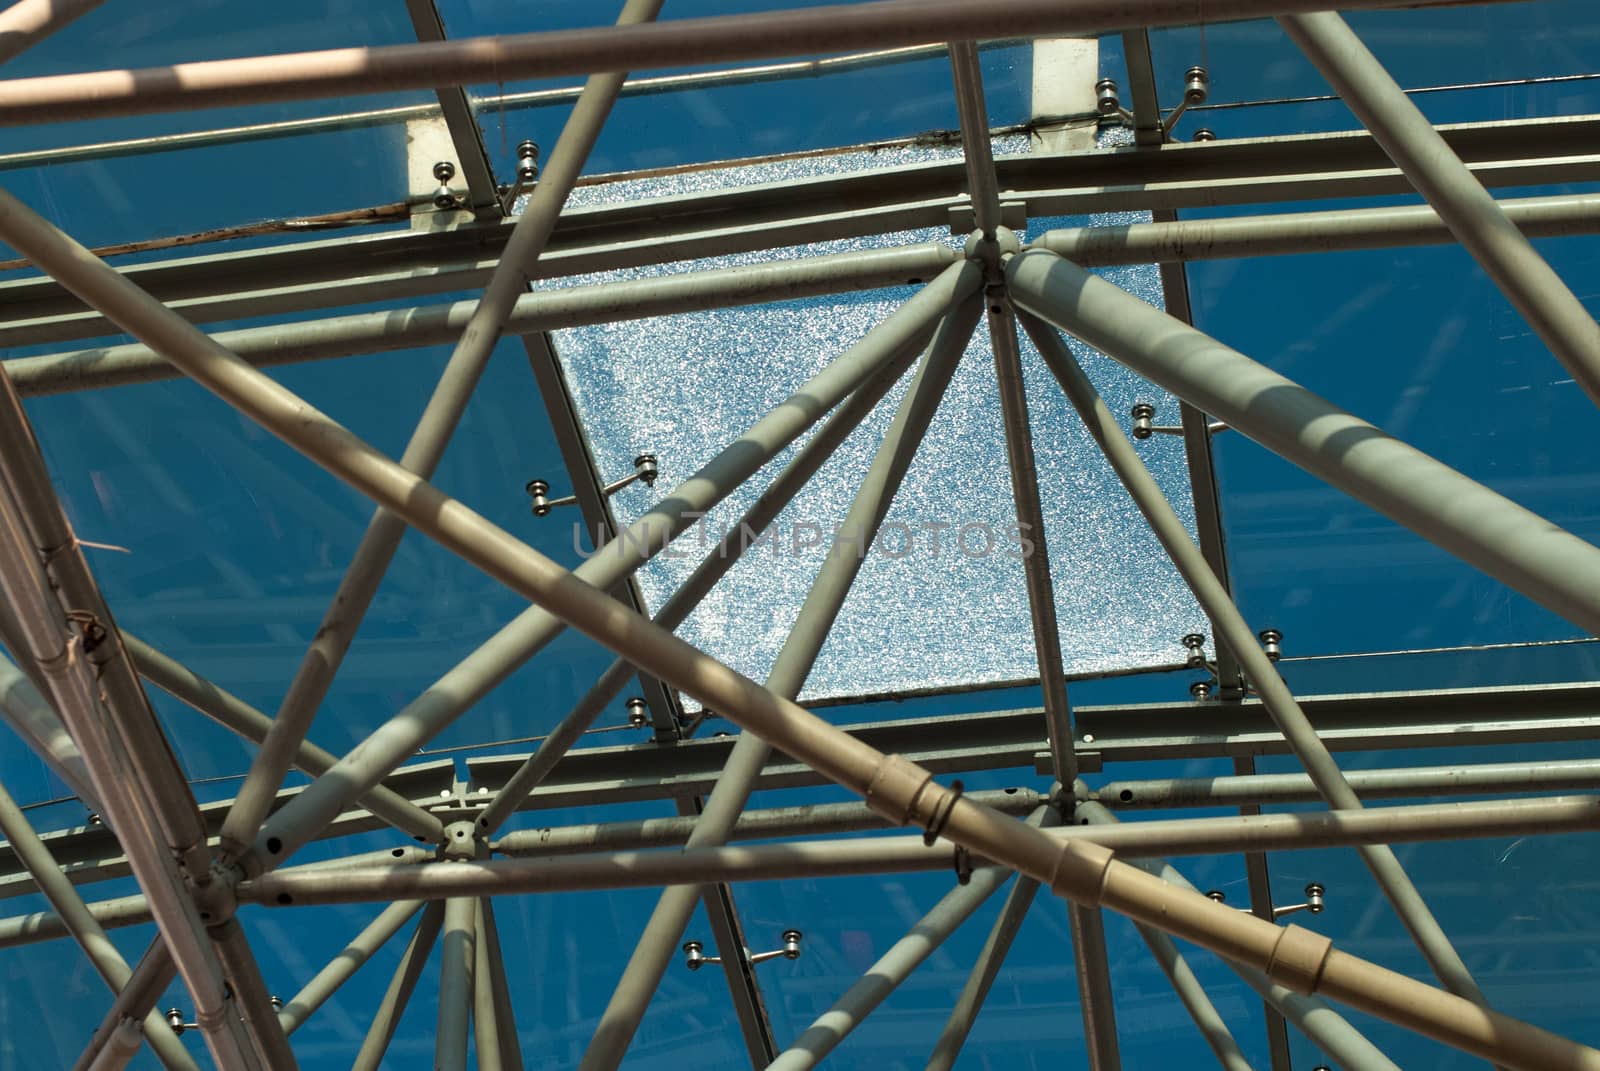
left=1182, top=632, right=1205, bottom=649
left=432, top=160, right=456, bottom=182
left=1193, top=128, right=1217, bottom=142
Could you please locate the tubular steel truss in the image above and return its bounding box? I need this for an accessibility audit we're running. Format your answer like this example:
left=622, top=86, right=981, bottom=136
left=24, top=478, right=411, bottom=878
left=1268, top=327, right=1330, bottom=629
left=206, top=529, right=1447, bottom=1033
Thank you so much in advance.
left=0, top=2, right=1597, bottom=1070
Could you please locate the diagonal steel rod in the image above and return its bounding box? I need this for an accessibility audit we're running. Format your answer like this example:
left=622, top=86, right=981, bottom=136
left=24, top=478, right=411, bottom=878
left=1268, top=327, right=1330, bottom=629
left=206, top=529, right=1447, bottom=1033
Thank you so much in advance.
left=123, top=631, right=441, bottom=842
left=473, top=900, right=505, bottom=1071
left=947, top=40, right=1001, bottom=238
left=218, top=0, right=668, bottom=860
left=84, top=1019, right=142, bottom=1071
left=1079, top=801, right=1400, bottom=1071
left=770, top=805, right=1056, bottom=1071
left=1130, top=916, right=1259, bottom=1071
left=73, top=939, right=176, bottom=1071
left=577, top=300, right=982, bottom=1071
left=277, top=899, right=424, bottom=1035
left=474, top=338, right=926, bottom=834
left=246, top=259, right=976, bottom=874
left=0, top=0, right=1520, bottom=126
left=478, top=900, right=525, bottom=1071
left=0, top=774, right=196, bottom=1071
left=1014, top=293, right=1498, bottom=1010
left=1278, top=11, right=1600, bottom=411
left=352, top=899, right=446, bottom=1071
left=989, top=299, right=1112, bottom=1064
left=0, top=649, right=98, bottom=809
left=0, top=0, right=106, bottom=64
left=4, top=184, right=1597, bottom=1071
left=1005, top=248, right=1600, bottom=640
left=437, top=896, right=477, bottom=1071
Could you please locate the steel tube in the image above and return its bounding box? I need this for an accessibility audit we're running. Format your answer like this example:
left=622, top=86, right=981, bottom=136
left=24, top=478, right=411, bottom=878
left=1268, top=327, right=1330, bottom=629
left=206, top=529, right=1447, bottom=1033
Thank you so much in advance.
left=478, top=900, right=524, bottom=1071
left=7, top=242, right=960, bottom=398
left=239, top=794, right=1600, bottom=903
left=1006, top=248, right=1600, bottom=639
left=437, top=897, right=477, bottom=1071
left=948, top=42, right=1000, bottom=237
left=1099, top=758, right=1600, bottom=810
left=924, top=855, right=1043, bottom=1071
left=1279, top=11, right=1600, bottom=410
left=0, top=0, right=1510, bottom=126
left=84, top=1020, right=142, bottom=1071
left=1129, top=919, right=1258, bottom=1071
left=3, top=179, right=1593, bottom=1071
left=73, top=940, right=178, bottom=1071
left=277, top=899, right=424, bottom=1035
left=1033, top=192, right=1600, bottom=268
left=0, top=651, right=97, bottom=809
left=472, top=901, right=504, bottom=1071
left=769, top=805, right=1056, bottom=1071
left=473, top=340, right=926, bottom=835
left=0, top=775, right=196, bottom=1071
left=0, top=0, right=105, bottom=64
left=352, top=900, right=445, bottom=1071
left=1018, top=312, right=1490, bottom=1008
left=577, top=301, right=981, bottom=1071
left=250, top=260, right=976, bottom=873
left=123, top=631, right=442, bottom=842
left=491, top=789, right=1042, bottom=857
left=1078, top=802, right=1400, bottom=1071
left=220, top=0, right=667, bottom=860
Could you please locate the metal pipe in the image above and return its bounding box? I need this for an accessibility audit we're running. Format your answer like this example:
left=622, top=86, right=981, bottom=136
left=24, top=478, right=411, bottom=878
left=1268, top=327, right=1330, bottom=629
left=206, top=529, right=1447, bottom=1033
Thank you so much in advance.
left=0, top=0, right=1515, bottom=125
left=577, top=301, right=981, bottom=1071
left=473, top=336, right=927, bottom=835
left=6, top=242, right=960, bottom=398
left=769, top=805, right=1056, bottom=1071
left=207, top=919, right=298, bottom=1070
left=219, top=0, right=667, bottom=860
left=352, top=900, right=445, bottom=1071
left=123, top=631, right=442, bottom=843
left=248, top=259, right=977, bottom=872
left=437, top=897, right=477, bottom=1071
left=1006, top=248, right=1600, bottom=640
left=1127, top=918, right=1258, bottom=1071
left=0, top=775, right=196, bottom=1071
left=472, top=900, right=504, bottom=1071
left=491, top=789, right=1041, bottom=857
left=1078, top=801, right=1400, bottom=1071
left=1017, top=312, right=1490, bottom=1011
left=239, top=794, right=1600, bottom=903
left=924, top=852, right=1043, bottom=1071
left=1100, top=758, right=1600, bottom=810
left=478, top=900, right=524, bottom=1071
left=1033, top=192, right=1600, bottom=267
left=1279, top=11, right=1600, bottom=410
left=0, top=651, right=97, bottom=809
left=73, top=940, right=177, bottom=1071
left=3, top=177, right=1594, bottom=1071
left=84, top=1019, right=142, bottom=1071
left=948, top=41, right=1000, bottom=237
left=0, top=0, right=105, bottom=64
left=1068, top=902, right=1122, bottom=1071
left=277, top=900, right=424, bottom=1035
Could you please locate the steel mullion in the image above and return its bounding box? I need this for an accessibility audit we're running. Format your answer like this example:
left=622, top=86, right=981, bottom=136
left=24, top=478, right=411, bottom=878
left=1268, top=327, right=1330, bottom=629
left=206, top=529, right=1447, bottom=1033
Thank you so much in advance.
left=403, top=0, right=502, bottom=216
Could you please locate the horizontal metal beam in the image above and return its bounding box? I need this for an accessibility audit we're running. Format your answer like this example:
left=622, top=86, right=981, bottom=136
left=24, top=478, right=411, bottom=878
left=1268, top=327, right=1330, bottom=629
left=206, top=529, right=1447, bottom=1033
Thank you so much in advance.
left=0, top=111, right=1594, bottom=350
left=0, top=0, right=1512, bottom=125
left=236, top=793, right=1600, bottom=905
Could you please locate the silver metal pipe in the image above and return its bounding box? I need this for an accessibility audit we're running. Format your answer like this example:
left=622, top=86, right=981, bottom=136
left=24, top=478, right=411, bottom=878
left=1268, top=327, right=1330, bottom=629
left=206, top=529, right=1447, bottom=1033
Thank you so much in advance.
left=1, top=168, right=1591, bottom=1071
left=1078, top=802, right=1401, bottom=1071
left=1006, top=248, right=1600, bottom=640
left=219, top=0, right=667, bottom=860
left=84, top=1019, right=142, bottom=1071
left=277, top=900, right=424, bottom=1035
left=948, top=41, right=1001, bottom=237
left=352, top=901, right=446, bottom=1071
left=0, top=0, right=105, bottom=64
left=0, top=651, right=97, bottom=809
left=472, top=900, right=505, bottom=1071
left=478, top=899, right=525, bottom=1071
left=123, top=631, right=441, bottom=842
left=239, top=793, right=1600, bottom=904
left=491, top=789, right=1042, bottom=857
left=577, top=301, right=981, bottom=1071
left=1033, top=192, right=1600, bottom=267
left=248, top=258, right=977, bottom=872
left=437, top=897, right=477, bottom=1071
left=473, top=336, right=928, bottom=835
left=1099, top=758, right=1600, bottom=810
left=73, top=940, right=177, bottom=1071
left=1017, top=312, right=1491, bottom=1013
left=0, top=775, right=196, bottom=1071
left=7, top=242, right=960, bottom=398
left=769, top=805, right=1056, bottom=1071
left=0, top=0, right=1518, bottom=125
left=1279, top=11, right=1600, bottom=410
left=1128, top=918, right=1258, bottom=1071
